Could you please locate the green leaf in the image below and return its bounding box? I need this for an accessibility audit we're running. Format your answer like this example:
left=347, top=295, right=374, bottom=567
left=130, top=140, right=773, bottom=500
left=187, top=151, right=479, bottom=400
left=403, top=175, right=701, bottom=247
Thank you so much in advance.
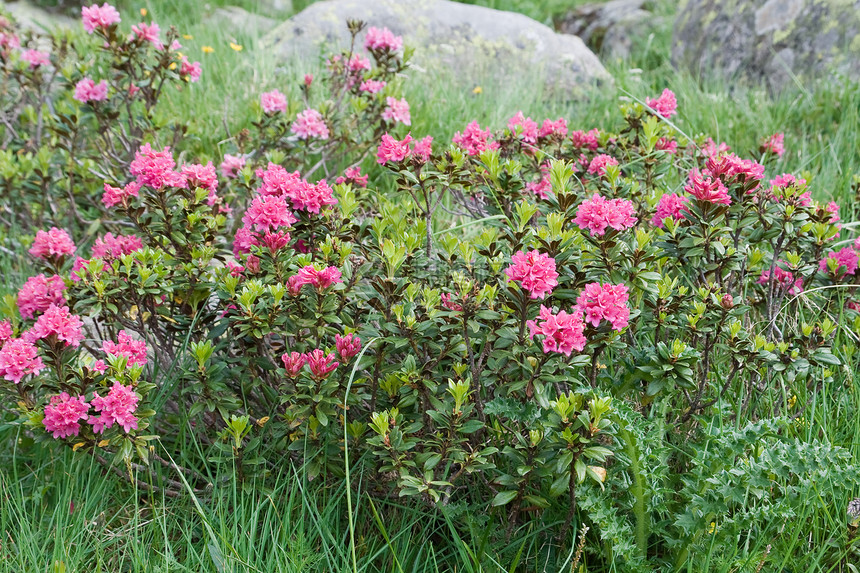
left=491, top=490, right=518, bottom=506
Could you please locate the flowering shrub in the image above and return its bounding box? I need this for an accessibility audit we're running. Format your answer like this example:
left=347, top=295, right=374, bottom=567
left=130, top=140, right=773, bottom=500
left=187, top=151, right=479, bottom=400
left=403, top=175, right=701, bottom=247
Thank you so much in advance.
left=2, top=4, right=859, bottom=569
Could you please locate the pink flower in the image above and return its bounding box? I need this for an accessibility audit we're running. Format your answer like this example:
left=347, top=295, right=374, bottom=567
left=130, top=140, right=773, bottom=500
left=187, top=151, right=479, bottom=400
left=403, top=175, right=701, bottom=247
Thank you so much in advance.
left=0, top=32, right=20, bottom=52
left=702, top=138, right=731, bottom=158
left=769, top=173, right=806, bottom=191
left=377, top=133, right=413, bottom=164
left=651, top=193, right=689, bottom=228
left=292, top=265, right=343, bottom=291
left=130, top=144, right=185, bottom=189
left=91, top=233, right=144, bottom=260
left=181, top=162, right=218, bottom=192
left=179, top=57, right=201, bottom=82
left=364, top=26, right=403, bottom=52
left=335, top=166, right=369, bottom=188
left=412, top=135, right=433, bottom=162
left=28, top=304, right=84, bottom=347
left=360, top=80, right=386, bottom=94
left=261, top=90, right=287, bottom=114
left=304, top=74, right=314, bottom=86
left=505, top=250, right=559, bottom=300
left=758, top=266, right=803, bottom=295
left=576, top=282, right=630, bottom=331
left=570, top=129, right=599, bottom=150
left=335, top=333, right=362, bottom=361
left=646, top=88, right=677, bottom=118
left=507, top=111, right=538, bottom=144
left=348, top=53, right=371, bottom=72
left=819, top=248, right=859, bottom=277
left=656, top=137, right=677, bottom=154
left=73, top=77, right=108, bottom=103
left=762, top=133, right=784, bottom=157
left=452, top=121, right=499, bottom=156
left=102, top=181, right=140, bottom=208
left=92, top=359, right=107, bottom=373
left=89, top=381, right=139, bottom=433
left=685, top=169, right=731, bottom=205
left=220, top=154, right=246, bottom=178
left=281, top=351, right=305, bottom=377
left=574, top=194, right=637, bottom=236
left=382, top=97, right=411, bottom=126
left=81, top=3, right=120, bottom=33
left=527, top=305, right=586, bottom=356
left=292, top=108, right=330, bottom=140
left=0, top=338, right=44, bottom=383
left=226, top=261, right=245, bottom=277
left=587, top=154, right=618, bottom=177
left=102, top=330, right=147, bottom=366
left=441, top=293, right=464, bottom=312
left=18, top=274, right=66, bottom=319
left=287, top=180, right=337, bottom=214
left=43, top=393, right=90, bottom=439
left=526, top=176, right=552, bottom=200
left=0, top=321, right=12, bottom=347
left=304, top=349, right=339, bottom=380
left=826, top=201, right=841, bottom=224
left=243, top=195, right=297, bottom=232
left=22, top=49, right=50, bottom=68
left=706, top=153, right=765, bottom=184
left=30, top=228, right=75, bottom=260
left=538, top=118, right=568, bottom=139
left=131, top=22, right=162, bottom=48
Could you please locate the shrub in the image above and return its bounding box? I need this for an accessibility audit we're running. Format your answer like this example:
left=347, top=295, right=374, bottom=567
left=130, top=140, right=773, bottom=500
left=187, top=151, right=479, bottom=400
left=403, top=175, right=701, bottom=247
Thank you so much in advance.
left=1, top=3, right=859, bottom=569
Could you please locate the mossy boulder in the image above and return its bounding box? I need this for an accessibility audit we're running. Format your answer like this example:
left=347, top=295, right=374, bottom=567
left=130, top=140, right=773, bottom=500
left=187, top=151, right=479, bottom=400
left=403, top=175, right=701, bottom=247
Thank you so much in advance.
left=262, top=0, right=611, bottom=96
left=673, top=0, right=860, bottom=92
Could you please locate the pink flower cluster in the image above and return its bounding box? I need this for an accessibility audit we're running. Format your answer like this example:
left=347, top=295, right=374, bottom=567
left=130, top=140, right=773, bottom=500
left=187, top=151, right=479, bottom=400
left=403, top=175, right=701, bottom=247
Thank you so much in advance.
left=43, top=393, right=90, bottom=438
left=819, top=248, right=859, bottom=278
left=685, top=169, right=731, bottom=205
left=27, top=304, right=84, bottom=347
left=92, top=232, right=144, bottom=260
left=0, top=321, right=12, bottom=347
left=702, top=138, right=731, bottom=158
left=89, top=382, right=139, bottom=433
left=706, top=153, right=765, bottom=184
left=587, top=154, right=619, bottom=177
left=281, top=349, right=340, bottom=379
left=335, top=166, right=369, bottom=188
left=22, top=49, right=51, bottom=68
left=528, top=305, right=586, bottom=356
left=538, top=118, right=568, bottom=139
left=507, top=111, right=538, bottom=144
left=292, top=108, right=330, bottom=140
left=364, top=26, right=403, bottom=52
left=103, top=330, right=147, bottom=366
left=651, top=193, right=689, bottom=228
left=758, top=266, right=803, bottom=295
left=181, top=162, right=218, bottom=192
left=179, top=57, right=202, bottom=82
left=29, top=228, right=75, bottom=260
left=526, top=164, right=552, bottom=199
left=131, top=22, right=161, bottom=49
left=256, top=162, right=337, bottom=214
left=646, top=88, right=677, bottom=118
left=376, top=133, right=433, bottom=164
left=452, top=121, right=500, bottom=156
left=762, top=133, right=784, bottom=157
left=18, top=274, right=66, bottom=319
left=574, top=194, right=637, bottom=236
left=81, top=3, right=121, bottom=33
left=0, top=337, right=44, bottom=383
left=261, top=90, right=287, bottom=114
left=335, top=333, right=362, bottom=360
left=130, top=144, right=186, bottom=189
left=576, top=282, right=630, bottom=331
left=360, top=80, right=386, bottom=94
left=570, top=129, right=599, bottom=150
left=505, top=250, right=558, bottom=300
left=382, top=97, right=411, bottom=126
left=74, top=78, right=108, bottom=103
left=288, top=265, right=343, bottom=294
left=220, top=154, right=246, bottom=178
left=102, top=181, right=140, bottom=208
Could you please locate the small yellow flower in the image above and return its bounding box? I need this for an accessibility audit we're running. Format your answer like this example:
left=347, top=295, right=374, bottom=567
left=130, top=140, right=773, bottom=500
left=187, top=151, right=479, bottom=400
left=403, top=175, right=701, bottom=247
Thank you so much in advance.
left=787, top=394, right=797, bottom=408
left=708, top=521, right=716, bottom=534
left=140, top=8, right=147, bottom=16
left=168, top=62, right=177, bottom=70
left=202, top=45, right=214, bottom=54
left=73, top=442, right=86, bottom=452
left=183, top=34, right=193, bottom=40
left=472, top=85, right=482, bottom=94
left=229, top=42, right=243, bottom=52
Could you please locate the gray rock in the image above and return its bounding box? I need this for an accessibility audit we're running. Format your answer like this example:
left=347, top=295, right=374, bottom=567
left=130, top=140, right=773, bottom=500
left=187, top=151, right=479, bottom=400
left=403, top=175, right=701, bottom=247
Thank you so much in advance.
left=1, top=0, right=77, bottom=32
left=262, top=0, right=611, bottom=95
left=673, top=0, right=860, bottom=93
left=208, top=6, right=279, bottom=38
left=556, top=0, right=660, bottom=60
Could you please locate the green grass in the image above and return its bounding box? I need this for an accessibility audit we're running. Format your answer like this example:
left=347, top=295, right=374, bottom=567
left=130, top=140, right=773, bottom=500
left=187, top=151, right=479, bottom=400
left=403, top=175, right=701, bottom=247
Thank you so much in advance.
left=4, top=0, right=860, bottom=570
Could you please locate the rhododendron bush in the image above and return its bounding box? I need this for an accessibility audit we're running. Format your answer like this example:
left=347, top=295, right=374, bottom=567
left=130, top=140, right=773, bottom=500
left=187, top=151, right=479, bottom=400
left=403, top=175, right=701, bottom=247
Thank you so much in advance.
left=2, top=3, right=860, bottom=569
